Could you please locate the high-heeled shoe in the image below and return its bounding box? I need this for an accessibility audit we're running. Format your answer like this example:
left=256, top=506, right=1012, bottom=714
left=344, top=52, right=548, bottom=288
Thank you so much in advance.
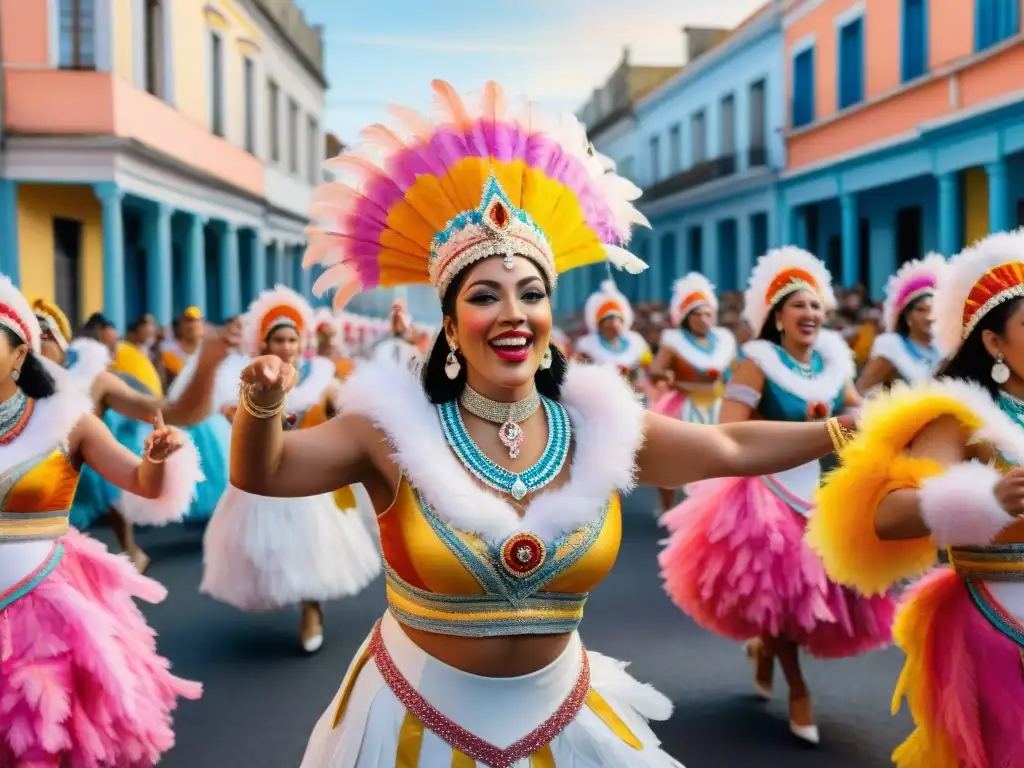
left=789, top=695, right=819, bottom=745
left=744, top=639, right=773, bottom=700
left=300, top=602, right=324, bottom=654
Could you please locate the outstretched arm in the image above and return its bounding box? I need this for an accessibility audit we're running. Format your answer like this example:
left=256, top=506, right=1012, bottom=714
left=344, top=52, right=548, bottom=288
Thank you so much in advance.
left=71, top=413, right=170, bottom=498
left=856, top=356, right=894, bottom=394
left=636, top=410, right=849, bottom=488
left=229, top=356, right=374, bottom=498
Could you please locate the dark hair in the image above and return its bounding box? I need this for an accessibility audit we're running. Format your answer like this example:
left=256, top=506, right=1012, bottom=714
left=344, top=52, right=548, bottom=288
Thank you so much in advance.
left=421, top=262, right=566, bottom=404
left=937, top=296, right=1024, bottom=397
left=758, top=298, right=790, bottom=345
left=0, top=327, right=56, bottom=399
left=82, top=313, right=112, bottom=338
left=895, top=294, right=931, bottom=338
left=126, top=316, right=149, bottom=334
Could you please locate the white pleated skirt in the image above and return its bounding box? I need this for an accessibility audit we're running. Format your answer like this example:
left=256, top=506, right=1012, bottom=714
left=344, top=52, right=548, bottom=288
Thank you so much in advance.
left=200, top=483, right=382, bottom=611
left=302, top=611, right=684, bottom=767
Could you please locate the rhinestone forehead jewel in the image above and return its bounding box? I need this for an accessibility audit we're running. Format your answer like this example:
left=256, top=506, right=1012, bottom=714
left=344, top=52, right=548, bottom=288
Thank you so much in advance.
left=428, top=174, right=556, bottom=295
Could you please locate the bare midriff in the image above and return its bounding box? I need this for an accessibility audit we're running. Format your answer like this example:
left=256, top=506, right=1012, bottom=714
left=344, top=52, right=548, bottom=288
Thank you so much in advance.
left=401, top=624, right=573, bottom=677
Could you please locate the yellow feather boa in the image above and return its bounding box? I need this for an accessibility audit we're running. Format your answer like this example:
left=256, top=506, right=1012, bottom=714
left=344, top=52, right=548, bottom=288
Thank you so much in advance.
left=809, top=382, right=985, bottom=595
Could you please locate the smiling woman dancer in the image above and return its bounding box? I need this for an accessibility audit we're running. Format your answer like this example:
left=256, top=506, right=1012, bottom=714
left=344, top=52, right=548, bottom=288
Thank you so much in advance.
left=811, top=230, right=1024, bottom=768
left=658, top=247, right=891, bottom=745
left=230, top=81, right=857, bottom=768
left=0, top=278, right=201, bottom=766
left=856, top=254, right=945, bottom=392
left=573, top=279, right=652, bottom=383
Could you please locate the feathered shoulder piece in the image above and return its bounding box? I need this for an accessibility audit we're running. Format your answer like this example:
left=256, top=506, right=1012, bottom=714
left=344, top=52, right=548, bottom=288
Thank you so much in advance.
left=934, top=229, right=1024, bottom=357
left=243, top=285, right=315, bottom=357
left=882, top=253, right=945, bottom=332
left=743, top=247, right=835, bottom=336
left=304, top=80, right=650, bottom=306
left=583, top=279, right=632, bottom=333
left=669, top=272, right=717, bottom=327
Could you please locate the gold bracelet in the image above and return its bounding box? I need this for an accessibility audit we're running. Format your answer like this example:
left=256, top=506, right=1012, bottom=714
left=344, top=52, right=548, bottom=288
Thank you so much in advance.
left=825, top=417, right=852, bottom=453
left=144, top=453, right=166, bottom=464
left=238, top=383, right=286, bottom=419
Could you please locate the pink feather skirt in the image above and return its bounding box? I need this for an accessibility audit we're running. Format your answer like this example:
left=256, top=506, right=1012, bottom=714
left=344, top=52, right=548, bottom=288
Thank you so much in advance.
left=893, top=568, right=1024, bottom=768
left=658, top=475, right=895, bottom=657
left=648, top=390, right=686, bottom=418
left=0, top=528, right=201, bottom=767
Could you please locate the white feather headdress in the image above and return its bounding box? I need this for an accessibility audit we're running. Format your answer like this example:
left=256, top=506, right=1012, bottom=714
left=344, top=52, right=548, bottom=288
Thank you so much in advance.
left=743, top=247, right=836, bottom=336
left=584, top=279, right=633, bottom=334
left=933, top=230, right=1024, bottom=357
left=669, top=272, right=718, bottom=328
left=882, top=253, right=946, bottom=333
left=242, top=285, right=315, bottom=357
left=0, top=275, right=42, bottom=354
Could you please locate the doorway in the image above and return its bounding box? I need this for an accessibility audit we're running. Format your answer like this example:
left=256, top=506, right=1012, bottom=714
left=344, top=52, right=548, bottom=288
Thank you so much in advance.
left=895, top=206, right=923, bottom=265
left=53, top=218, right=82, bottom=329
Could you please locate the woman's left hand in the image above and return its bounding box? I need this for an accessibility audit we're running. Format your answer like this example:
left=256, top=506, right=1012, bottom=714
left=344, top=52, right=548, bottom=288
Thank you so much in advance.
left=144, top=412, right=184, bottom=462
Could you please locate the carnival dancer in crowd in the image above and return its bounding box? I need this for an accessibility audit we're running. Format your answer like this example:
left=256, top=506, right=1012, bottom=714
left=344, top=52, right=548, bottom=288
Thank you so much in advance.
left=648, top=273, right=737, bottom=512
left=856, top=254, right=945, bottom=392
left=551, top=326, right=573, bottom=358
left=201, top=285, right=381, bottom=654
left=315, top=308, right=355, bottom=379
left=0, top=277, right=202, bottom=766
left=369, top=297, right=421, bottom=370
left=36, top=302, right=228, bottom=572
left=160, top=306, right=205, bottom=388
left=658, top=246, right=891, bottom=745
left=231, top=79, right=857, bottom=767
left=574, top=278, right=652, bottom=385
left=811, top=230, right=1024, bottom=768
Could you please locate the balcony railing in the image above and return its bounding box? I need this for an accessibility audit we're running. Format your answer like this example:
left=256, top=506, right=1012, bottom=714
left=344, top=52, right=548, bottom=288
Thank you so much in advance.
left=748, top=144, right=768, bottom=167
left=644, top=154, right=736, bottom=201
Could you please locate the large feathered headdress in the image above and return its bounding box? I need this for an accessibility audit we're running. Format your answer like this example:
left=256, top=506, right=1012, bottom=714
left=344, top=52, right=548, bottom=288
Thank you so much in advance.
left=669, top=272, right=718, bottom=328
left=743, top=247, right=836, bottom=336
left=0, top=277, right=42, bottom=354
left=304, top=80, right=649, bottom=306
left=934, top=230, right=1024, bottom=357
left=881, top=253, right=945, bottom=333
left=32, top=297, right=72, bottom=351
left=583, top=279, right=633, bottom=334
left=242, top=285, right=315, bottom=357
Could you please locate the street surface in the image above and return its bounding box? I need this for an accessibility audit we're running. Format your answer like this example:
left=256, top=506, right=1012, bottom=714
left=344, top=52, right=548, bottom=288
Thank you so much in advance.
left=98, top=488, right=912, bottom=767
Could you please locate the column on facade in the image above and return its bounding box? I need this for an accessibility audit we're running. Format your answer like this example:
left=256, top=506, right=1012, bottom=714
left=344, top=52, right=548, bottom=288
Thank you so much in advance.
left=702, top=220, right=718, bottom=286
left=299, top=243, right=314, bottom=299
left=0, top=180, right=19, bottom=284
left=184, top=213, right=207, bottom=316
left=249, top=231, right=267, bottom=304
left=220, top=222, right=241, bottom=319
left=93, top=182, right=126, bottom=330
left=737, top=214, right=753, bottom=289
left=146, top=202, right=174, bottom=326
left=774, top=188, right=789, bottom=248
left=793, top=207, right=808, bottom=251
left=987, top=157, right=1010, bottom=234
left=840, top=193, right=860, bottom=288
left=937, top=172, right=961, bottom=257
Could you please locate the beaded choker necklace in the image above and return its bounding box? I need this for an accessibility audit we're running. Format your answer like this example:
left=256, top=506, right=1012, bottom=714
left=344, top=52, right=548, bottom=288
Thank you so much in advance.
left=460, top=385, right=541, bottom=460
left=0, top=389, right=32, bottom=445
left=438, top=396, right=570, bottom=501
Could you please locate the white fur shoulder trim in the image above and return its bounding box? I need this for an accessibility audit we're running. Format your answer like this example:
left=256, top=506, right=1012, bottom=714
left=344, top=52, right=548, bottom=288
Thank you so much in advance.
left=574, top=330, right=649, bottom=369
left=919, top=461, right=1013, bottom=547
left=659, top=327, right=736, bottom=373
left=340, top=360, right=645, bottom=543
left=0, top=358, right=93, bottom=473
left=742, top=328, right=854, bottom=403
left=869, top=332, right=934, bottom=384
left=66, top=337, right=111, bottom=391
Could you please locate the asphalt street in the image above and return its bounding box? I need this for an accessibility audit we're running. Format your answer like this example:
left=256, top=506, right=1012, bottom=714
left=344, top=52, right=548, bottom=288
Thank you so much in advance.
left=97, top=487, right=912, bottom=767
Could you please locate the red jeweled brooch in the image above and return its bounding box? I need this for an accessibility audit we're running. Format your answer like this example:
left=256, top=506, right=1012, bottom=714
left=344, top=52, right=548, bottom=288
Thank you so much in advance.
left=807, top=401, right=829, bottom=420
left=500, top=532, right=546, bottom=578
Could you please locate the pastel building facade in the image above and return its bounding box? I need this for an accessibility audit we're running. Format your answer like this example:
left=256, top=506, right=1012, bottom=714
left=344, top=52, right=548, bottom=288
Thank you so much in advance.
left=0, top=0, right=329, bottom=329
left=780, top=0, right=1024, bottom=299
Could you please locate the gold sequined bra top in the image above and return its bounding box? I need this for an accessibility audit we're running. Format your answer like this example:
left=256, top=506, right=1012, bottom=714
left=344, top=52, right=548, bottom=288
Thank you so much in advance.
left=0, top=445, right=80, bottom=542
left=378, top=476, right=622, bottom=637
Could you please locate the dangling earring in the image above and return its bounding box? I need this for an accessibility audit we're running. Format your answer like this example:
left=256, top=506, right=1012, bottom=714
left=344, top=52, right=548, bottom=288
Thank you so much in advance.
left=992, top=353, right=1011, bottom=384
left=540, top=346, right=553, bottom=370
left=11, top=369, right=20, bottom=383
left=445, top=340, right=462, bottom=380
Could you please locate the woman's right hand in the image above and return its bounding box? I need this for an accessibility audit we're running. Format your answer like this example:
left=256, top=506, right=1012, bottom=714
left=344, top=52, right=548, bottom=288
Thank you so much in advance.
left=994, top=467, right=1024, bottom=517
left=240, top=355, right=297, bottom=408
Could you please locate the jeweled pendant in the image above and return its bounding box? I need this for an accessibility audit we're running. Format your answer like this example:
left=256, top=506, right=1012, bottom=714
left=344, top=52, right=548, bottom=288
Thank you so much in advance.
left=510, top=476, right=528, bottom=500
left=499, top=420, right=524, bottom=459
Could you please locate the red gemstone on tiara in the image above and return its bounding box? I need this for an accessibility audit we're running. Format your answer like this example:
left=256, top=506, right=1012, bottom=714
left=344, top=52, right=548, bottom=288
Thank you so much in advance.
left=488, top=200, right=510, bottom=229
left=501, top=533, right=545, bottom=577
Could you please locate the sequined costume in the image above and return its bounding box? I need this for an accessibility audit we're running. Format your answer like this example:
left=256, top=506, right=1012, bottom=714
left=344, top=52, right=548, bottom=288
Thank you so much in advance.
left=864, top=254, right=945, bottom=386
left=659, top=248, right=894, bottom=658
left=0, top=279, right=201, bottom=765
left=649, top=273, right=736, bottom=425
left=201, top=286, right=381, bottom=615
left=811, top=232, right=1024, bottom=768
left=297, top=79, right=678, bottom=767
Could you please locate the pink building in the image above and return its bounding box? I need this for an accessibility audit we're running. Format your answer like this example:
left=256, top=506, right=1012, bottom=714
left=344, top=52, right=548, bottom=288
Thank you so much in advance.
left=780, top=0, right=1024, bottom=297
left=0, top=0, right=328, bottom=328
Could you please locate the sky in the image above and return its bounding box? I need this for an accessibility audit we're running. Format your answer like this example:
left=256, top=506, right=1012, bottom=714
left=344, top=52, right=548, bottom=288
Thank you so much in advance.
left=294, top=0, right=768, bottom=145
